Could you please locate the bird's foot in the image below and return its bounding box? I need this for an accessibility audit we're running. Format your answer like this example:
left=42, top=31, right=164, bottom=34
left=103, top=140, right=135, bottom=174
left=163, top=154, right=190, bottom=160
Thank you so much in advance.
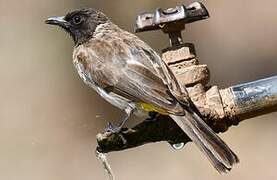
left=104, top=122, right=122, bottom=133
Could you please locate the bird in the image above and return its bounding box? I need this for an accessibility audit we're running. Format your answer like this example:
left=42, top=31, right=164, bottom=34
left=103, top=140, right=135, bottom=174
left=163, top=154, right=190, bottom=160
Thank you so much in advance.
left=45, top=8, right=239, bottom=173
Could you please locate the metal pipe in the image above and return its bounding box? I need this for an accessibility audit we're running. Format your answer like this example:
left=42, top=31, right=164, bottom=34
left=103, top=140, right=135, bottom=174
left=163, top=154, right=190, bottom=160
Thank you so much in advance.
left=231, top=75, right=277, bottom=118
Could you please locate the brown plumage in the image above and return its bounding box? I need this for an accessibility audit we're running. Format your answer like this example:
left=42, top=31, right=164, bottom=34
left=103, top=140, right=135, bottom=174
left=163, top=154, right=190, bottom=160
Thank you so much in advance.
left=46, top=8, right=239, bottom=173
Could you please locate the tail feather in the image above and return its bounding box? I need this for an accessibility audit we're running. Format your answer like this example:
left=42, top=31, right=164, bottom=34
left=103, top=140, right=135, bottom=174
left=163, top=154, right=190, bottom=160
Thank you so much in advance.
left=170, top=110, right=239, bottom=173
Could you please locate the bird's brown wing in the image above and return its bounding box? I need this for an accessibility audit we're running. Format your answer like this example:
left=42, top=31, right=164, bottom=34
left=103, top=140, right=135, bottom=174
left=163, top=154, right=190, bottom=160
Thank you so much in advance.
left=137, top=45, right=191, bottom=106
left=120, top=31, right=191, bottom=106
left=75, top=37, right=185, bottom=114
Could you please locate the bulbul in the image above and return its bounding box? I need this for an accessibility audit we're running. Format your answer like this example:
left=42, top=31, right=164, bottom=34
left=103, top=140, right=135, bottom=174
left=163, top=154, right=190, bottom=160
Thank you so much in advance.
left=46, top=8, right=239, bottom=173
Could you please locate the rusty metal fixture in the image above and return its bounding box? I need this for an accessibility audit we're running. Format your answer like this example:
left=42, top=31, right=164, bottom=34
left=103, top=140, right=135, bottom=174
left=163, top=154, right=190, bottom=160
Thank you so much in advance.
left=135, top=2, right=209, bottom=47
left=229, top=75, right=277, bottom=119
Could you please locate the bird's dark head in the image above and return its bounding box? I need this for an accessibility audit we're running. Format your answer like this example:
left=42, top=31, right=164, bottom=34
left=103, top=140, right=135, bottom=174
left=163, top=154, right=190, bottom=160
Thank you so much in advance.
left=45, top=8, right=109, bottom=45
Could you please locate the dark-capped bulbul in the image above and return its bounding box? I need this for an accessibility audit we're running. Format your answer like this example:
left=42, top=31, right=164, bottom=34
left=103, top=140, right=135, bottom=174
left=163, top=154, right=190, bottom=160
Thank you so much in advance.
left=45, top=8, right=239, bottom=173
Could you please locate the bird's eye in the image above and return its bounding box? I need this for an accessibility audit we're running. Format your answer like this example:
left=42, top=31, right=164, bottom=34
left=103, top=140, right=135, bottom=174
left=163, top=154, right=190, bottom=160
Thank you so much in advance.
left=73, top=15, right=82, bottom=25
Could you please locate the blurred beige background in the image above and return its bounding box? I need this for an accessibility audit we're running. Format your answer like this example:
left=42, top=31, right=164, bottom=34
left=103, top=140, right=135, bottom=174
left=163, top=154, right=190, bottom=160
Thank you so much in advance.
left=0, top=0, right=276, bottom=180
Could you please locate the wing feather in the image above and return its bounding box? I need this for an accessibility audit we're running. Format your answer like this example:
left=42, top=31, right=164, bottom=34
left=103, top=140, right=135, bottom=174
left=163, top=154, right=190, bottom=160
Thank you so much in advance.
left=76, top=35, right=185, bottom=114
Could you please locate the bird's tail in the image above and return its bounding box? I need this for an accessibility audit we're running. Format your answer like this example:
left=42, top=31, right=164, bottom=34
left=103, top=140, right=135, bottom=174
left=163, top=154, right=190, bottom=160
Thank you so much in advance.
left=170, top=110, right=239, bottom=173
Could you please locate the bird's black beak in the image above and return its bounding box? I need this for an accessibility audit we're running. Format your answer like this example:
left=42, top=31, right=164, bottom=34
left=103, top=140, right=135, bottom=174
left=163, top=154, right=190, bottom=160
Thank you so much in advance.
left=45, top=16, right=70, bottom=29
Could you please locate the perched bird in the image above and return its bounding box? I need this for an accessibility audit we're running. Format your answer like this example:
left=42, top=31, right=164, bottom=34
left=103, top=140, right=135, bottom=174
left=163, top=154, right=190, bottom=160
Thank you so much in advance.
left=46, top=8, right=239, bottom=173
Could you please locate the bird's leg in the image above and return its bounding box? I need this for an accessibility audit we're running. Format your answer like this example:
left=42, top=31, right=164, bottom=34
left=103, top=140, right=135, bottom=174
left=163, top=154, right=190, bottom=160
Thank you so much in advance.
left=105, top=107, right=134, bottom=133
